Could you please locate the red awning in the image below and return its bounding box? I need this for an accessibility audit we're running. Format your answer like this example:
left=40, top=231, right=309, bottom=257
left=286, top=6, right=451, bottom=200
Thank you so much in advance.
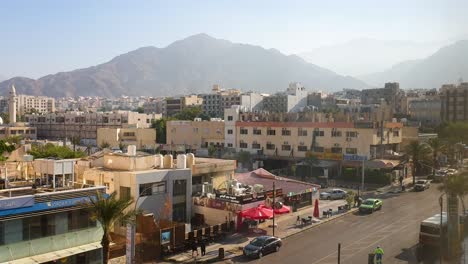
left=241, top=206, right=274, bottom=219
left=259, top=204, right=291, bottom=215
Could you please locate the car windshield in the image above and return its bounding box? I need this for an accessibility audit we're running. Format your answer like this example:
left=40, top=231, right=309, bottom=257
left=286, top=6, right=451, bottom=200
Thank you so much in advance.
left=416, top=180, right=426, bottom=184
left=363, top=200, right=375, bottom=205
left=250, top=237, right=267, bottom=247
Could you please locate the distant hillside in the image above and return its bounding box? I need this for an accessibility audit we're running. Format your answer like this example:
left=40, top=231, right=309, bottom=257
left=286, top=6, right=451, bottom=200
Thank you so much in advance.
left=0, top=34, right=368, bottom=97
left=360, top=40, right=468, bottom=88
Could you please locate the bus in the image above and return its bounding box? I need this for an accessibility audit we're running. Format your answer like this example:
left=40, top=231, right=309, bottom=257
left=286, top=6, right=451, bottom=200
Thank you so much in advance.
left=418, top=212, right=447, bottom=255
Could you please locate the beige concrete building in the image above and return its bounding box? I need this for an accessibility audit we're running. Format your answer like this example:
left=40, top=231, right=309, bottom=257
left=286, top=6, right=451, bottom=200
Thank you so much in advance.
left=165, top=95, right=203, bottom=117
left=440, top=83, right=468, bottom=122
left=96, top=127, right=156, bottom=149
left=166, top=119, right=225, bottom=150
left=235, top=121, right=403, bottom=160
left=17, top=94, right=55, bottom=116
left=25, top=111, right=161, bottom=145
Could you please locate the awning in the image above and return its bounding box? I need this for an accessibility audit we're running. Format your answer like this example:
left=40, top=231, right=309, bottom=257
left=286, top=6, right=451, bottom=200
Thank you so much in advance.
left=8, top=242, right=102, bottom=264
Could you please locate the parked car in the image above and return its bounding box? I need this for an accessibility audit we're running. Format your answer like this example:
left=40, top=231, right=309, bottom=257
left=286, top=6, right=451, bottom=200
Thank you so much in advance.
left=243, top=236, right=282, bottom=258
left=359, top=198, right=383, bottom=214
left=447, top=169, right=458, bottom=176
left=320, top=189, right=347, bottom=200
left=414, top=180, right=431, bottom=191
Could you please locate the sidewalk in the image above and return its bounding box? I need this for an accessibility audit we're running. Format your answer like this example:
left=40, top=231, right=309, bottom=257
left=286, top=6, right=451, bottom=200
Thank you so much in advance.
left=161, top=200, right=357, bottom=263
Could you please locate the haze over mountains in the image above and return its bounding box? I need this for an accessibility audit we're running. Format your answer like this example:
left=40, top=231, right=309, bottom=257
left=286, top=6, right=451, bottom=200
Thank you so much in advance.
left=360, top=40, right=468, bottom=88
left=0, top=34, right=367, bottom=97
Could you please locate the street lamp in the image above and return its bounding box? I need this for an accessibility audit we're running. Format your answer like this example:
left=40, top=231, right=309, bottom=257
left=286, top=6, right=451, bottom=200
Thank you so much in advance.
left=439, top=193, right=445, bottom=264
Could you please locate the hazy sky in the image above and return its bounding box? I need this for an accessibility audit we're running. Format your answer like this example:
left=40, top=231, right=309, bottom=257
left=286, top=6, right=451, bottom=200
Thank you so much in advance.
left=1, top=0, right=467, bottom=79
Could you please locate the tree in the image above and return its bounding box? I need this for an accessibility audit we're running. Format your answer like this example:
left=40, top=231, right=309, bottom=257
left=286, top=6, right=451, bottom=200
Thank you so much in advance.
left=119, top=142, right=127, bottom=152
left=70, top=136, right=81, bottom=152
left=100, top=141, right=110, bottom=149
left=427, top=138, right=446, bottom=177
left=237, top=151, right=253, bottom=170
left=404, top=140, right=431, bottom=185
left=302, top=154, right=319, bottom=181
left=151, top=118, right=173, bottom=144
left=438, top=122, right=468, bottom=145
left=5, top=136, right=22, bottom=145
left=345, top=190, right=355, bottom=209
left=207, top=145, right=217, bottom=157
left=85, top=191, right=138, bottom=264
left=136, top=106, right=145, bottom=113
left=173, top=106, right=203, bottom=120
left=29, top=143, right=85, bottom=159
left=438, top=172, right=468, bottom=213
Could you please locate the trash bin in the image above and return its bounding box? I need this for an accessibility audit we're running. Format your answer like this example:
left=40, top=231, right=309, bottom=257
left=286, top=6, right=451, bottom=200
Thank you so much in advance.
left=368, top=253, right=375, bottom=264
left=218, top=247, right=225, bottom=259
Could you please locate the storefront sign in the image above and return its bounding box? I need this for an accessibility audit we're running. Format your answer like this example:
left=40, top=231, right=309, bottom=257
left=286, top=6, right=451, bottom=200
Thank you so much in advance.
left=193, top=196, right=242, bottom=213
left=307, top=151, right=343, bottom=161
left=0, top=195, right=34, bottom=211
left=265, top=188, right=283, bottom=198
left=343, top=154, right=368, bottom=161
left=215, top=193, right=266, bottom=204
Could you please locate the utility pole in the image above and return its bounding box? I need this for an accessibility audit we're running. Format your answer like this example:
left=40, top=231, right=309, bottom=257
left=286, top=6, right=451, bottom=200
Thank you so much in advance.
left=338, top=243, right=341, bottom=264
left=272, top=181, right=276, bottom=236
left=439, top=195, right=443, bottom=264
left=361, top=158, right=365, bottom=191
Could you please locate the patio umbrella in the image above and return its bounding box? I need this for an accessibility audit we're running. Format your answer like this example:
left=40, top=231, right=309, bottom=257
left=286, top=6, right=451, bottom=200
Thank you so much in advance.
left=313, top=199, right=320, bottom=218
left=241, top=206, right=274, bottom=220
left=259, top=204, right=291, bottom=215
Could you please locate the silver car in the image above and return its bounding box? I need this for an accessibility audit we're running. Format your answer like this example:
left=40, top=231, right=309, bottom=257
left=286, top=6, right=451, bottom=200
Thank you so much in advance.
left=320, top=189, right=347, bottom=200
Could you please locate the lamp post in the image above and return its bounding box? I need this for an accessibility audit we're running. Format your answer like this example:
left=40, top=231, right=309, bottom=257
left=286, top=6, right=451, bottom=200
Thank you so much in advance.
left=439, top=194, right=445, bottom=264
left=272, top=181, right=276, bottom=237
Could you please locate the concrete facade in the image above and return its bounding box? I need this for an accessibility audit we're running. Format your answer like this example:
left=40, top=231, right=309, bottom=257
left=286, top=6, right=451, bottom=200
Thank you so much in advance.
left=361, top=82, right=404, bottom=114
left=263, top=82, right=308, bottom=113
left=440, top=83, right=468, bottom=122
left=96, top=127, right=156, bottom=149
left=166, top=119, right=225, bottom=149
left=16, top=94, right=55, bottom=116
left=408, top=97, right=441, bottom=126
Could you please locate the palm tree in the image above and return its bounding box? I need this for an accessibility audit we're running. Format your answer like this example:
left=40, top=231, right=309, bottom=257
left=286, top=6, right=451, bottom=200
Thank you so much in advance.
left=85, top=191, right=138, bottom=264
left=100, top=141, right=110, bottom=150
left=427, top=138, right=445, bottom=177
left=438, top=172, right=468, bottom=213
left=404, top=140, right=431, bottom=185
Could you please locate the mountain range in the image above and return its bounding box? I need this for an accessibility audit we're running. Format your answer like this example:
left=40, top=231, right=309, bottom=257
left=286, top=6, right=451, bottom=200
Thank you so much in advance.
left=359, top=40, right=468, bottom=88
left=0, top=34, right=368, bottom=97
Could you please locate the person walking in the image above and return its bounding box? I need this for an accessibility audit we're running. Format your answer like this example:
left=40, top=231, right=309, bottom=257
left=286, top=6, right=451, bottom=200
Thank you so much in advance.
left=374, top=246, right=384, bottom=264
left=354, top=193, right=359, bottom=207
left=200, top=239, right=206, bottom=256
left=191, top=240, right=199, bottom=257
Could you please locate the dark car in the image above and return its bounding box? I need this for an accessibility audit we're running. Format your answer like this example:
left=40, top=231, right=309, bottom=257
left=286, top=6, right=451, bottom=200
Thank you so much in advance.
left=243, top=236, right=282, bottom=258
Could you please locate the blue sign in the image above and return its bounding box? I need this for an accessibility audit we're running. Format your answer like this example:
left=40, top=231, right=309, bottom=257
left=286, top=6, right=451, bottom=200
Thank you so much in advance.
left=0, top=196, right=91, bottom=217
left=0, top=195, right=34, bottom=211
left=343, top=154, right=368, bottom=161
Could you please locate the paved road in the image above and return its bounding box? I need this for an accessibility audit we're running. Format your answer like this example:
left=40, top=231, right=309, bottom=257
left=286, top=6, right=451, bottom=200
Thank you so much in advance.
left=229, top=185, right=443, bottom=264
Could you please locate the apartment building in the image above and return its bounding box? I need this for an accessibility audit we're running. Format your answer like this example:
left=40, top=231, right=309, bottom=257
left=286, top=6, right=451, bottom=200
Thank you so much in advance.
left=235, top=121, right=402, bottom=160
left=25, top=111, right=161, bottom=145
left=166, top=119, right=225, bottom=150
left=263, top=82, right=308, bottom=113
left=0, top=185, right=106, bottom=263
left=143, top=98, right=165, bottom=114
left=408, top=97, right=441, bottom=126
left=165, top=95, right=203, bottom=117
left=440, top=83, right=468, bottom=122
left=97, top=127, right=157, bottom=149
left=361, top=82, right=404, bottom=114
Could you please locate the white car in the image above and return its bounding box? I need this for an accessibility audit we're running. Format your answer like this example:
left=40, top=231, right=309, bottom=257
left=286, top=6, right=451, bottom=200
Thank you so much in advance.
left=414, top=180, right=431, bottom=191
left=320, top=189, right=347, bottom=200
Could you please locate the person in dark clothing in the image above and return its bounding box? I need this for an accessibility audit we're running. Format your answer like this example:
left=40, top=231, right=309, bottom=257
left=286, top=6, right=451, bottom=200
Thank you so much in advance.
left=200, top=239, right=206, bottom=256
left=191, top=240, right=198, bottom=257
left=399, top=176, right=403, bottom=186
left=354, top=193, right=359, bottom=207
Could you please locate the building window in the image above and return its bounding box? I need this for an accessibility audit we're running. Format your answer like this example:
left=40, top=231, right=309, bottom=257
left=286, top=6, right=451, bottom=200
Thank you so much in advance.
left=331, top=147, right=342, bottom=154
left=0, top=130, right=4, bottom=135
left=173, top=180, right=187, bottom=196
left=266, top=143, right=275, bottom=150
left=331, top=130, right=342, bottom=137
left=281, top=144, right=291, bottom=151
left=314, top=130, right=324, bottom=137
left=313, top=146, right=324, bottom=152
left=227, top=116, right=233, bottom=121
left=253, top=128, right=262, bottom=135
left=139, top=182, right=166, bottom=196
left=346, top=148, right=358, bottom=154
left=282, top=128, right=291, bottom=136
left=252, top=142, right=261, bottom=149
left=393, top=130, right=400, bottom=137
left=120, top=186, right=131, bottom=200
left=267, top=129, right=276, bottom=136
left=240, top=128, right=248, bottom=135
left=298, top=145, right=307, bottom=152
left=346, top=131, right=358, bottom=138
left=123, top=132, right=135, bottom=137
left=239, top=142, right=248, bottom=148
left=227, top=143, right=233, bottom=147
left=227, top=129, right=233, bottom=134
left=298, top=129, right=307, bottom=137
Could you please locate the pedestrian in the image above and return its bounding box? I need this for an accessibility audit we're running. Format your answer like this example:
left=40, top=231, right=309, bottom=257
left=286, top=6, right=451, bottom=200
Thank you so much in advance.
left=354, top=193, right=359, bottom=207
left=200, top=239, right=206, bottom=256
left=191, top=240, right=198, bottom=257
left=296, top=215, right=301, bottom=225
left=374, top=246, right=384, bottom=264
left=399, top=176, right=403, bottom=186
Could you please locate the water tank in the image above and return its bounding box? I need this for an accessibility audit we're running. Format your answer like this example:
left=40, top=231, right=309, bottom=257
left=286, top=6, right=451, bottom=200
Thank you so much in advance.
left=177, top=154, right=187, bottom=169
left=154, top=154, right=164, bottom=168
left=163, top=154, right=173, bottom=169
left=127, top=145, right=137, bottom=156
left=186, top=153, right=195, bottom=168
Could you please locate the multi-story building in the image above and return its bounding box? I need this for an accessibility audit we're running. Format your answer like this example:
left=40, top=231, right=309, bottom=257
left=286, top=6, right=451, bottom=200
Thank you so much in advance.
left=166, top=119, right=225, bottom=150
left=0, top=185, right=106, bottom=263
left=224, top=106, right=241, bottom=149
left=440, top=83, right=468, bottom=122
left=361, top=82, right=404, bottom=114
left=235, top=121, right=402, bottom=160
left=97, top=127, right=156, bottom=149
left=25, top=111, right=161, bottom=145
left=263, top=82, right=308, bottom=113
left=164, top=95, right=203, bottom=117
left=143, top=97, right=165, bottom=114
left=408, top=97, right=441, bottom=126
left=16, top=94, right=55, bottom=116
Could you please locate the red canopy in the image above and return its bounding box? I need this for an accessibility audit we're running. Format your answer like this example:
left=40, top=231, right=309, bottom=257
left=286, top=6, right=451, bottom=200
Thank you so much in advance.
left=259, top=204, right=291, bottom=215
left=241, top=206, right=274, bottom=220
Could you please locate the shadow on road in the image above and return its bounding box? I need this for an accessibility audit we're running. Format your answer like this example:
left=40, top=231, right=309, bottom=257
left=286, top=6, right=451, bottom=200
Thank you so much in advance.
left=229, top=255, right=254, bottom=263
left=394, top=244, right=441, bottom=264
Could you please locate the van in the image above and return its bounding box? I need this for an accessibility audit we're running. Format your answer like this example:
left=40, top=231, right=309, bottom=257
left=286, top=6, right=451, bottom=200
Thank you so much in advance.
left=418, top=213, right=447, bottom=255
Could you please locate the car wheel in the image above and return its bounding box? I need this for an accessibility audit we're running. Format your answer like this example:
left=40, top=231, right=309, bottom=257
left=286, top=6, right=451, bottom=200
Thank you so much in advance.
left=327, top=196, right=331, bottom=200
left=275, top=245, right=280, bottom=252
left=258, top=252, right=263, bottom=258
